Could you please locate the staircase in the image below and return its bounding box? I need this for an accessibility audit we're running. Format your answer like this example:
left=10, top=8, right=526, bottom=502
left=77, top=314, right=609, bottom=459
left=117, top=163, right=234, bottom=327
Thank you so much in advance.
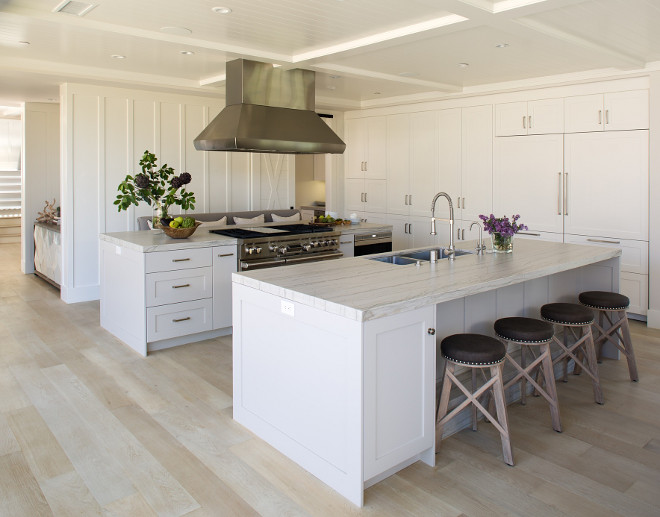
left=0, top=169, right=21, bottom=243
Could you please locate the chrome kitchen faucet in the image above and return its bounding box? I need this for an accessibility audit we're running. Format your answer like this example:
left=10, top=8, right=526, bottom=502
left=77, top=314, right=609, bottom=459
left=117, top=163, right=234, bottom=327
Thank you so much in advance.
left=430, top=192, right=455, bottom=259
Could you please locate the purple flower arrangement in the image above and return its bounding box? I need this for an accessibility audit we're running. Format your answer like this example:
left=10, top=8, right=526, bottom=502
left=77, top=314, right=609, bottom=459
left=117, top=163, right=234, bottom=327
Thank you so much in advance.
left=479, top=214, right=528, bottom=237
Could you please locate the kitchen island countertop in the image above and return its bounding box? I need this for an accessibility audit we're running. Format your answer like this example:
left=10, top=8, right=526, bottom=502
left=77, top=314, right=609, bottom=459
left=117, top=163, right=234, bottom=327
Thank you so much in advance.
left=99, top=221, right=391, bottom=253
left=234, top=239, right=621, bottom=322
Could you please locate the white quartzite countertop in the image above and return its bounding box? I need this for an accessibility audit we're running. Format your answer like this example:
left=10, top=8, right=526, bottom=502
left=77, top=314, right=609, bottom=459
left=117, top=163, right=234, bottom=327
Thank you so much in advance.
left=233, top=239, right=621, bottom=322
left=99, top=222, right=390, bottom=253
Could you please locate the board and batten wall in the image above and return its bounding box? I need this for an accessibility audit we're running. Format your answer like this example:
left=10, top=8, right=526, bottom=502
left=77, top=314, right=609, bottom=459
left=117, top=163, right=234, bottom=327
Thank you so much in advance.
left=59, top=83, right=295, bottom=303
left=22, top=102, right=60, bottom=275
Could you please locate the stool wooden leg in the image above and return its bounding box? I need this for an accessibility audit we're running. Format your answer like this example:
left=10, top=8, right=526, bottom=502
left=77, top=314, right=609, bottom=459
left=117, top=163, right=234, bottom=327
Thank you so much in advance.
left=583, top=326, right=604, bottom=404
left=490, top=364, right=514, bottom=466
left=620, top=312, right=639, bottom=382
left=596, top=311, right=605, bottom=362
left=539, top=342, right=562, bottom=432
left=562, top=329, right=569, bottom=382
left=471, top=369, right=478, bottom=431
left=520, top=345, right=527, bottom=405
left=436, top=361, right=453, bottom=453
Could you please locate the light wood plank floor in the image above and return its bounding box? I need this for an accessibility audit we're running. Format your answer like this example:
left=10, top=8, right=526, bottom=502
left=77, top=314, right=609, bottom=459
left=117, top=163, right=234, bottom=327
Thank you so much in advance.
left=2, top=241, right=660, bottom=516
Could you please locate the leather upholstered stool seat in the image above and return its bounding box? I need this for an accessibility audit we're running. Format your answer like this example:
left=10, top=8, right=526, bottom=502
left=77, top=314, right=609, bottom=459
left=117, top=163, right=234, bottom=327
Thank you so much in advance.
left=494, top=317, right=562, bottom=432
left=579, top=291, right=638, bottom=382
left=436, top=334, right=513, bottom=466
left=541, top=302, right=603, bottom=404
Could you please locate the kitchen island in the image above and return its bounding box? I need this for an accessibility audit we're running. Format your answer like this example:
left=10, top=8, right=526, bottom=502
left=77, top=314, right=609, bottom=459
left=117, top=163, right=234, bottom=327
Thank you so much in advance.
left=231, top=239, right=621, bottom=506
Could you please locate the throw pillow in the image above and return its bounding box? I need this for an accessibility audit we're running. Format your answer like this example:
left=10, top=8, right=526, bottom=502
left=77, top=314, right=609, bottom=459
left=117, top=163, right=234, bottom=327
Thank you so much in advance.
left=199, top=216, right=228, bottom=227
left=234, top=214, right=265, bottom=225
left=271, top=212, right=301, bottom=222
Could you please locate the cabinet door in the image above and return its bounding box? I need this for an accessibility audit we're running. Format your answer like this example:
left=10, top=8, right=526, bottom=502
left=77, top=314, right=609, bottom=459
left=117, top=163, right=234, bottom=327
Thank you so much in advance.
left=461, top=105, right=493, bottom=223
left=386, top=114, right=410, bottom=215
left=338, top=234, right=355, bottom=258
left=604, top=90, right=649, bottom=131
left=387, top=214, right=412, bottom=251
left=564, top=94, right=603, bottom=133
left=364, top=179, right=387, bottom=214
left=410, top=215, right=443, bottom=248
left=410, top=111, right=438, bottom=218
left=213, top=246, right=237, bottom=329
left=528, top=98, right=564, bottom=135
left=366, top=117, right=388, bottom=179
left=495, top=101, right=527, bottom=136
left=345, top=119, right=367, bottom=179
left=493, top=134, right=564, bottom=234
left=363, top=306, right=435, bottom=480
left=437, top=109, right=462, bottom=220
left=345, top=178, right=365, bottom=212
left=564, top=131, right=648, bottom=241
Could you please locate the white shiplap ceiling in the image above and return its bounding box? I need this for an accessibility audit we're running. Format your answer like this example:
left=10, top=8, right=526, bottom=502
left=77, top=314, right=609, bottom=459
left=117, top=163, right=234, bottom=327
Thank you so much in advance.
left=1, top=0, right=660, bottom=108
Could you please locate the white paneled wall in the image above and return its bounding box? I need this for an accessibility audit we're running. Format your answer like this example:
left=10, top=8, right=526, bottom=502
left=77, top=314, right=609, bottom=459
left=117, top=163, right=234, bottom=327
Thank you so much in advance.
left=22, top=102, right=60, bottom=274
left=60, top=83, right=295, bottom=303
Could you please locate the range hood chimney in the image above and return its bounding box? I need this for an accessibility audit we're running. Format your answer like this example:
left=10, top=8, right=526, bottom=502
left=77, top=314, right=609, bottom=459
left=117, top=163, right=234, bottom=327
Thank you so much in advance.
left=194, top=59, right=346, bottom=154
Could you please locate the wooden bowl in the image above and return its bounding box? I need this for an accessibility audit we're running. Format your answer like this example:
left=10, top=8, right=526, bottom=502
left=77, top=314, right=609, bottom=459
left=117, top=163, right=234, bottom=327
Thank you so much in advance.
left=161, top=221, right=202, bottom=239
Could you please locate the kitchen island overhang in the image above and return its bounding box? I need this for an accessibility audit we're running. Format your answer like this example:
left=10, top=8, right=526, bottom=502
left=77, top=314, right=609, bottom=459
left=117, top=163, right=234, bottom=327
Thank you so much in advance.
left=231, top=240, right=621, bottom=506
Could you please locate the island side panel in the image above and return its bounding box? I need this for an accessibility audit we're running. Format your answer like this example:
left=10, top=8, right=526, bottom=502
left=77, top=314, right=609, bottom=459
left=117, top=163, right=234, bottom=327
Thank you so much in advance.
left=100, top=240, right=147, bottom=356
left=232, top=282, right=365, bottom=506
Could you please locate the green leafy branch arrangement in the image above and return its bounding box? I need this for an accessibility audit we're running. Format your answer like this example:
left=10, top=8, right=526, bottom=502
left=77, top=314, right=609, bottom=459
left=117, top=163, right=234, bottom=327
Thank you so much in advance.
left=114, top=150, right=196, bottom=213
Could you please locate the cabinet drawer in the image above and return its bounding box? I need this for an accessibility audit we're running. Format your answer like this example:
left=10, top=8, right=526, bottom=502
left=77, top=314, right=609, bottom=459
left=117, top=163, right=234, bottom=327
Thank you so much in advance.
left=564, top=235, right=648, bottom=274
left=147, top=298, right=213, bottom=342
left=146, top=267, right=212, bottom=307
left=146, top=247, right=212, bottom=273
left=516, top=231, right=563, bottom=243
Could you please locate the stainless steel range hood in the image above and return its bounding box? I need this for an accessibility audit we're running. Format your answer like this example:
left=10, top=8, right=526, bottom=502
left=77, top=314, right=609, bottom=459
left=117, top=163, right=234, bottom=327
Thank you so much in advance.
left=194, top=59, right=346, bottom=154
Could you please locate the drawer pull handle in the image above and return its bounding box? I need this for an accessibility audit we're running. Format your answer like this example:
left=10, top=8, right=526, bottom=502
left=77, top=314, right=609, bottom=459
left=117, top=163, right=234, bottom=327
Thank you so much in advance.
left=340, top=241, right=352, bottom=244
left=172, top=317, right=191, bottom=323
left=172, top=258, right=191, bottom=262
left=172, top=283, right=190, bottom=289
left=587, top=238, right=620, bottom=244
left=519, top=232, right=541, bottom=236
left=217, top=253, right=234, bottom=257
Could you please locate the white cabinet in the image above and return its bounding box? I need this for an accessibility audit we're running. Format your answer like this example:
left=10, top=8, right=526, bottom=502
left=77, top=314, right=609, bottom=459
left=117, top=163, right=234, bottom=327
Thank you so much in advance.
left=564, top=90, right=648, bottom=133
left=213, top=246, right=237, bottom=329
left=564, top=235, right=648, bottom=315
left=345, top=117, right=387, bottom=180
left=386, top=112, right=438, bottom=218
left=339, top=234, right=355, bottom=258
left=436, top=108, right=462, bottom=221
left=389, top=214, right=446, bottom=251
left=363, top=305, right=436, bottom=480
left=345, top=178, right=387, bottom=214
left=460, top=105, right=493, bottom=224
left=493, top=134, right=564, bottom=234
left=495, top=98, right=564, bottom=136
left=564, top=131, right=648, bottom=241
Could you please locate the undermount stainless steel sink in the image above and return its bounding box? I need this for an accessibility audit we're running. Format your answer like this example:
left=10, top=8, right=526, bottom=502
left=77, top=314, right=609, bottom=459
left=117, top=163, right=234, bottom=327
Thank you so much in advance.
left=400, top=248, right=473, bottom=261
left=366, top=247, right=475, bottom=265
left=369, top=255, right=419, bottom=265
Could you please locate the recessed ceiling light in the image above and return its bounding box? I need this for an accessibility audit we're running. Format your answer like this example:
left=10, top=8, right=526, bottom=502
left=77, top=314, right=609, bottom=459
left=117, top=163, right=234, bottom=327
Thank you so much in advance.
left=458, top=62, right=469, bottom=68
left=111, top=54, right=126, bottom=59
left=398, top=71, right=419, bottom=77
left=211, top=6, right=232, bottom=14
left=180, top=50, right=194, bottom=55
left=160, top=26, right=192, bottom=35
left=373, top=92, right=381, bottom=95
left=495, top=43, right=509, bottom=48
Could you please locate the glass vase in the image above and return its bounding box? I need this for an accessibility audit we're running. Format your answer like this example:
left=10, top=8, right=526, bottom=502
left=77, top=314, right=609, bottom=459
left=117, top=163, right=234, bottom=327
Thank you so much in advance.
left=152, top=203, right=170, bottom=230
left=491, top=232, right=513, bottom=253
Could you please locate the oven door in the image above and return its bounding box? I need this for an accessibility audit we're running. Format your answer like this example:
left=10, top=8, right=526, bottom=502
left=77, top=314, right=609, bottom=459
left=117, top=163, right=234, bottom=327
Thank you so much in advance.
left=239, top=258, right=285, bottom=271
left=354, top=232, right=393, bottom=257
left=240, top=251, right=343, bottom=271
left=285, top=251, right=343, bottom=266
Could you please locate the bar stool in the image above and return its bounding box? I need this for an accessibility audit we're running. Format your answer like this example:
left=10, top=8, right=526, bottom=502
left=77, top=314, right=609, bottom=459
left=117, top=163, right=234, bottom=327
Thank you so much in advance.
left=494, top=317, right=562, bottom=432
left=541, top=303, right=604, bottom=404
left=579, top=291, right=638, bottom=382
left=435, top=333, right=513, bottom=466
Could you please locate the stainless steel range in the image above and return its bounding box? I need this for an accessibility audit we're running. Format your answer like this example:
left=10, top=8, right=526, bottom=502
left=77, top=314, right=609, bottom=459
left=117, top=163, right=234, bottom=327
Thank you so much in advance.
left=210, top=224, right=342, bottom=271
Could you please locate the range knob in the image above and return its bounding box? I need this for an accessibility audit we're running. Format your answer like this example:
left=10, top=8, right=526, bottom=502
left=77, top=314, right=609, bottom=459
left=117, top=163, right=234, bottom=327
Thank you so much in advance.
left=278, top=246, right=289, bottom=255
left=302, top=244, right=312, bottom=252
left=311, top=241, right=319, bottom=247
left=255, top=246, right=262, bottom=254
left=246, top=246, right=262, bottom=255
left=269, top=243, right=279, bottom=252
